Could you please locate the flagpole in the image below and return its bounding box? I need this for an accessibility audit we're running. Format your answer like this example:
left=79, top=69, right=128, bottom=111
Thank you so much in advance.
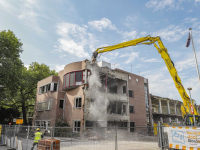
left=189, top=28, right=200, bottom=86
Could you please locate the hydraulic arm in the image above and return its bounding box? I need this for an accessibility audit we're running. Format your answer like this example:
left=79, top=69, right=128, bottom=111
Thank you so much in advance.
left=91, top=36, right=199, bottom=119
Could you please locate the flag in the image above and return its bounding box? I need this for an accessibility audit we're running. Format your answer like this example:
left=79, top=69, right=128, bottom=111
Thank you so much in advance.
left=186, top=32, right=191, bottom=47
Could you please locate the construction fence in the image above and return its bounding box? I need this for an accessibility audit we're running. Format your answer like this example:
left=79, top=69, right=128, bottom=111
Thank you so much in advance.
left=0, top=125, right=162, bottom=150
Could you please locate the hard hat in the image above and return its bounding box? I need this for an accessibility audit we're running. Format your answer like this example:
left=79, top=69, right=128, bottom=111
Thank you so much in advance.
left=36, top=128, right=40, bottom=131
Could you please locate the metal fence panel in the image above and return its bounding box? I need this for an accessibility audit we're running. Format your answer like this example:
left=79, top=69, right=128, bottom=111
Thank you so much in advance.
left=0, top=125, right=162, bottom=150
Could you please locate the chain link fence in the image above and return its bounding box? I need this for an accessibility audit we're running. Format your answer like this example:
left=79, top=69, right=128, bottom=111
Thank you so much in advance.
left=0, top=125, right=162, bottom=150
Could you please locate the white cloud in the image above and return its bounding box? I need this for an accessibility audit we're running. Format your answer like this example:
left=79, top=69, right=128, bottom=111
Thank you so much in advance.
left=123, top=30, right=138, bottom=39
left=57, top=39, right=89, bottom=58
left=152, top=25, right=188, bottom=42
left=125, top=15, right=138, bottom=21
left=98, top=51, right=119, bottom=63
left=88, top=18, right=116, bottom=32
left=119, top=53, right=129, bottom=58
left=141, top=58, right=161, bottom=62
left=55, top=64, right=65, bottom=72
left=140, top=31, right=147, bottom=37
left=124, top=52, right=139, bottom=64
left=56, top=22, right=97, bottom=58
left=145, top=0, right=184, bottom=12
left=195, top=0, right=200, bottom=2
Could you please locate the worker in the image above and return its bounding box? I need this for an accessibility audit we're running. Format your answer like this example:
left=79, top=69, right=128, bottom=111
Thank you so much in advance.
left=31, top=128, right=43, bottom=150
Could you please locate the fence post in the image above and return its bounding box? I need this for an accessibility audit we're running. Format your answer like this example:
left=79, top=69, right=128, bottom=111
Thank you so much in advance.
left=25, top=125, right=30, bottom=150
left=51, top=126, right=53, bottom=150
left=115, top=126, right=118, bottom=150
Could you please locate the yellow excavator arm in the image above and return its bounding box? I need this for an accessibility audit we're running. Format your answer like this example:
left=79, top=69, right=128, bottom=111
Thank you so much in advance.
left=91, top=36, right=199, bottom=118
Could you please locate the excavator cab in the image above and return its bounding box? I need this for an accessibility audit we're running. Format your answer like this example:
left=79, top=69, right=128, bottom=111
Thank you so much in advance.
left=184, top=115, right=200, bottom=126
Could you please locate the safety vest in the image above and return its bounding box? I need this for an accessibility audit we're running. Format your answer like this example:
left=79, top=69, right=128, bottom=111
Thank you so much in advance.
left=34, top=132, right=42, bottom=143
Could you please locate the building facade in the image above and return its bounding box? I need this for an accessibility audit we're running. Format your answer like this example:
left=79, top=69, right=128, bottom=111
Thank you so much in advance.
left=32, top=60, right=151, bottom=131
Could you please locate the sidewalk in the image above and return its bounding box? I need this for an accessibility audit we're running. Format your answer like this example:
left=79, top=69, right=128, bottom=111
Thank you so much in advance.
left=0, top=146, right=8, bottom=150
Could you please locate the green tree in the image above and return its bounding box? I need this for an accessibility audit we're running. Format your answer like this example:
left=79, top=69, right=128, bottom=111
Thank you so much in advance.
left=0, top=30, right=23, bottom=101
left=17, top=62, right=57, bottom=125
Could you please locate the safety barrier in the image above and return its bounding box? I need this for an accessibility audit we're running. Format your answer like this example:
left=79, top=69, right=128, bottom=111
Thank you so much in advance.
left=1, top=125, right=160, bottom=150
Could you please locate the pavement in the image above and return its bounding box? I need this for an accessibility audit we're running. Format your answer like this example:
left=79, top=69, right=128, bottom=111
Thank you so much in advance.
left=0, top=146, right=9, bottom=150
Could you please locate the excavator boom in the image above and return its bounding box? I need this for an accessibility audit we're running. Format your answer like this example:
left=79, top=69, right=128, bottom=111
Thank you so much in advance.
left=91, top=36, right=199, bottom=119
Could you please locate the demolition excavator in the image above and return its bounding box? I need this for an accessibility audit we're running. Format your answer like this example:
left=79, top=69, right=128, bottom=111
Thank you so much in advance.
left=91, top=35, right=200, bottom=125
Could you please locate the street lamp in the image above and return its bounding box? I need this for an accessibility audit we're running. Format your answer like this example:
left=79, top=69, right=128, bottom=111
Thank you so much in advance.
left=187, top=87, right=196, bottom=126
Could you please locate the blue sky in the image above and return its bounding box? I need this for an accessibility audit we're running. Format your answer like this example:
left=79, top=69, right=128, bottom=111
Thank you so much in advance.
left=1, top=0, right=200, bottom=103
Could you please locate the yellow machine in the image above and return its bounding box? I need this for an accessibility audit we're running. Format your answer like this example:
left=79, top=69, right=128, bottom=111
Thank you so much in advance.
left=91, top=36, right=199, bottom=123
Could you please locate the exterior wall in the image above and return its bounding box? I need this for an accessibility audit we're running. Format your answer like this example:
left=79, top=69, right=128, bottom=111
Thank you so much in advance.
left=128, top=73, right=147, bottom=127
left=33, top=75, right=59, bottom=126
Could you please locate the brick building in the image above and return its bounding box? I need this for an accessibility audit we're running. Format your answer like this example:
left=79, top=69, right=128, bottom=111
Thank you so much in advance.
left=32, top=60, right=152, bottom=131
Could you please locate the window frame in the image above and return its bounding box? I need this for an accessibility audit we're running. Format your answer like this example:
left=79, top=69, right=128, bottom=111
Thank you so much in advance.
left=37, top=99, right=53, bottom=111
left=73, top=120, right=81, bottom=132
left=74, top=97, right=82, bottom=109
left=59, top=99, right=64, bottom=109
left=63, top=70, right=91, bottom=90
left=39, top=82, right=58, bottom=95
left=129, top=90, right=134, bottom=97
left=129, top=105, right=135, bottom=114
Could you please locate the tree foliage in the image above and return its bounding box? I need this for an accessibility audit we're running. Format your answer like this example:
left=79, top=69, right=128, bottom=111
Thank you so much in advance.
left=0, top=30, right=58, bottom=125
left=0, top=30, right=23, bottom=101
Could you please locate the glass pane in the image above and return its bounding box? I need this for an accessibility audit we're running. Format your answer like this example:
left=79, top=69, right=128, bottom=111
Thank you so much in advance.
left=76, top=71, right=82, bottom=82
left=43, top=102, right=49, bottom=110
left=66, top=74, right=69, bottom=87
left=70, top=72, right=75, bottom=86
left=49, top=101, right=52, bottom=110
left=37, top=103, right=42, bottom=111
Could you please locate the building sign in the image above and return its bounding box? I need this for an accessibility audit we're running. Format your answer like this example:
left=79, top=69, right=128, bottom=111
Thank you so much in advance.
left=16, top=119, right=23, bottom=124
left=191, top=105, right=194, bottom=114
left=164, top=126, right=200, bottom=149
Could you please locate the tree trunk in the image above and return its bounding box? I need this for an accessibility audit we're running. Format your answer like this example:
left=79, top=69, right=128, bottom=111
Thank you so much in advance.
left=22, top=101, right=27, bottom=125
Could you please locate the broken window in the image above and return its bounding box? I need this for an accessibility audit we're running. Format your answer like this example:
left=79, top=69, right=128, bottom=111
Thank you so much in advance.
left=41, top=86, right=45, bottom=93
left=74, top=121, right=81, bottom=132
left=123, top=86, right=126, bottom=94
left=129, top=90, right=134, bottom=97
left=107, top=102, right=116, bottom=114
left=109, top=86, right=117, bottom=94
left=75, top=97, right=82, bottom=108
left=59, top=99, right=64, bottom=109
left=123, top=105, right=126, bottom=114
left=129, top=105, right=134, bottom=113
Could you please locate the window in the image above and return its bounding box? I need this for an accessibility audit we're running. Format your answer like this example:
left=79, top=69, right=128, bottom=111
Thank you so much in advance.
left=129, top=90, right=134, bottom=97
left=70, top=72, right=75, bottom=86
left=37, top=100, right=53, bottom=111
left=59, top=99, right=64, bottom=109
left=54, top=83, right=58, bottom=91
left=130, top=122, right=135, bottom=132
left=123, top=86, right=126, bottom=94
left=39, top=82, right=57, bottom=94
left=129, top=105, right=134, bottom=113
left=74, top=120, right=81, bottom=132
left=76, top=71, right=82, bottom=84
left=75, top=97, right=82, bottom=108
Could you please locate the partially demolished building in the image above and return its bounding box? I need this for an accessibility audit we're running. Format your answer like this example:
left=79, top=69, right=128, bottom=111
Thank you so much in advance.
left=150, top=94, right=183, bottom=124
left=32, top=60, right=151, bottom=131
